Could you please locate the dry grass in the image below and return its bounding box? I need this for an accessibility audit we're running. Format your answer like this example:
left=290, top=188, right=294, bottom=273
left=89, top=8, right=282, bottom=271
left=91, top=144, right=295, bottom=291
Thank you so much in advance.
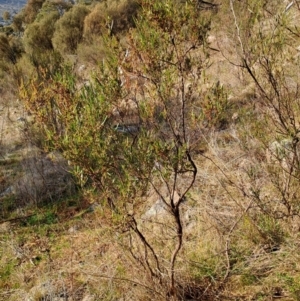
left=1, top=1, right=300, bottom=301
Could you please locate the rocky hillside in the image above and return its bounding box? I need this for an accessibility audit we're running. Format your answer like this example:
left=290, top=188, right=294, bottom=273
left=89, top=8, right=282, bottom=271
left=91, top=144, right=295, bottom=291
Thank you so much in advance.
left=1, top=1, right=300, bottom=300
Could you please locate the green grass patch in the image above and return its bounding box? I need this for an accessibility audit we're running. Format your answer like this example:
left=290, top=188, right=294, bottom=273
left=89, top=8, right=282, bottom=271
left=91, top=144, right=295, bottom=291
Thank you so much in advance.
left=0, top=259, right=17, bottom=289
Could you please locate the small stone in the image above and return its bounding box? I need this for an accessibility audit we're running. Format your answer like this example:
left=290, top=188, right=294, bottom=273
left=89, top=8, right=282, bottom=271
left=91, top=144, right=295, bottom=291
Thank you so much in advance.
left=82, top=295, right=95, bottom=301
left=232, top=112, right=239, bottom=120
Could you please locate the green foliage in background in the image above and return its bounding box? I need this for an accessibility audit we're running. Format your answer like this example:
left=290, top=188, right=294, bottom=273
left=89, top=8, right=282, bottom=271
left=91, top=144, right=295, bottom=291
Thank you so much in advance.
left=52, top=4, right=90, bottom=54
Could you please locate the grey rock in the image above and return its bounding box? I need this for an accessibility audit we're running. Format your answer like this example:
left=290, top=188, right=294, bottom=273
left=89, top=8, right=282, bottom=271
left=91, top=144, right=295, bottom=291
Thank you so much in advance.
left=142, top=198, right=168, bottom=219
left=13, top=149, right=75, bottom=204
left=0, top=186, right=14, bottom=197
left=114, top=124, right=140, bottom=134
left=82, top=295, right=95, bottom=301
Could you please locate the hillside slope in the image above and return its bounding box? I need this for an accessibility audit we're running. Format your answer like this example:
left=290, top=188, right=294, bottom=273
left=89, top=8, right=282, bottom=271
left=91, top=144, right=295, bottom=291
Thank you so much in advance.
left=1, top=1, right=300, bottom=300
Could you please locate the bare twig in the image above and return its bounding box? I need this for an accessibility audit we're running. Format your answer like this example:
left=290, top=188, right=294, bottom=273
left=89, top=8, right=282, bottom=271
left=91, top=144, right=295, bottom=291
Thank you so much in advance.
left=129, top=214, right=163, bottom=278
left=82, top=272, right=165, bottom=297
left=0, top=214, right=36, bottom=224
left=229, top=0, right=244, bottom=56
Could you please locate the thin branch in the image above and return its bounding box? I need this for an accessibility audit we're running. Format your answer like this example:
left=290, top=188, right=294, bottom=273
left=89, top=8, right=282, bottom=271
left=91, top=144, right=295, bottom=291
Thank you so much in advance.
left=129, top=215, right=163, bottom=278
left=169, top=205, right=183, bottom=297
left=294, top=0, right=300, bottom=10
left=0, top=214, right=36, bottom=224
left=229, top=0, right=245, bottom=56
left=81, top=272, right=165, bottom=297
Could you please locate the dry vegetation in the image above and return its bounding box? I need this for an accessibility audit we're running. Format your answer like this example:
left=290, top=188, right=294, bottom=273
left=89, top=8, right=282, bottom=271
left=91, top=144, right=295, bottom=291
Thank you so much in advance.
left=1, top=0, right=300, bottom=300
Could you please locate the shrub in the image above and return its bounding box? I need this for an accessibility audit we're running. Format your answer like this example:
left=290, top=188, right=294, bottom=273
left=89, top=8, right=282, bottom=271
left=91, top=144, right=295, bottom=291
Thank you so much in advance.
left=24, top=11, right=60, bottom=53
left=20, top=0, right=216, bottom=298
left=52, top=5, right=90, bottom=54
left=0, top=33, right=23, bottom=64
left=83, top=0, right=139, bottom=40
left=22, top=0, right=46, bottom=24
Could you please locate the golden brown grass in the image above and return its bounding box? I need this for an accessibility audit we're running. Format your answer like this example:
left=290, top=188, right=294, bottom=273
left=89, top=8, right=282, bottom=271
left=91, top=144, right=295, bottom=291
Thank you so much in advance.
left=1, top=1, right=300, bottom=300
